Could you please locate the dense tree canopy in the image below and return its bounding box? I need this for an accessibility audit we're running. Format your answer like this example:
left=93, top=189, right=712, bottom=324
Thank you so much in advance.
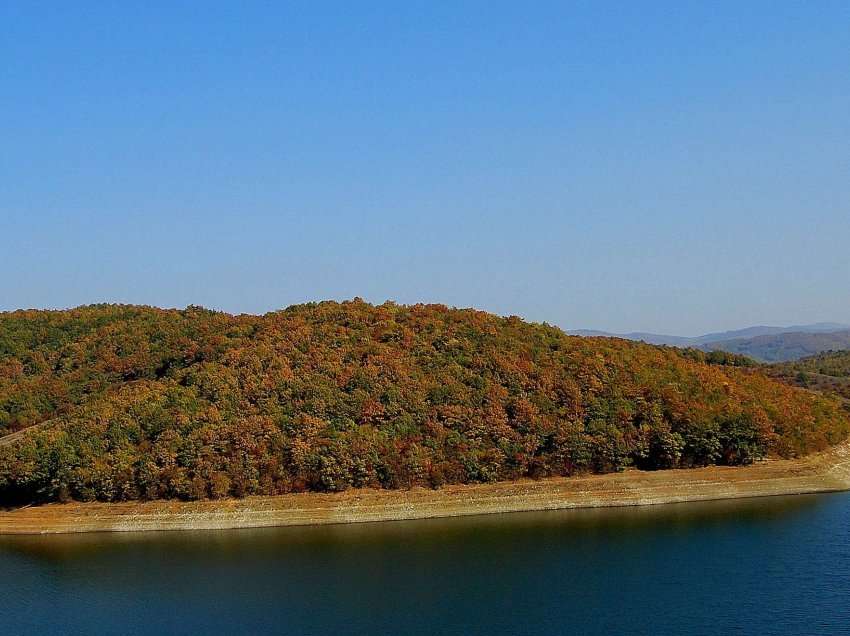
left=1, top=301, right=848, bottom=505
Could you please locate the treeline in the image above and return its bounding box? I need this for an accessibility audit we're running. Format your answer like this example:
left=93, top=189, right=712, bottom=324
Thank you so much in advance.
left=1, top=301, right=848, bottom=505
left=678, top=348, right=758, bottom=368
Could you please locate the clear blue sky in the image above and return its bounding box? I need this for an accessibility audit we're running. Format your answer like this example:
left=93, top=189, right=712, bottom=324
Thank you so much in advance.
left=3, top=2, right=849, bottom=335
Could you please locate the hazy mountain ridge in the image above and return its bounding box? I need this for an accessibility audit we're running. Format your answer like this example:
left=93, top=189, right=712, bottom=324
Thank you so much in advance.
left=707, top=330, right=850, bottom=363
left=568, top=330, right=694, bottom=346
left=569, top=323, right=850, bottom=361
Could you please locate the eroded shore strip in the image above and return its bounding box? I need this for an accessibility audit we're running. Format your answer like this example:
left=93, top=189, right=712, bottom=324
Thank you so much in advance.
left=2, top=441, right=849, bottom=534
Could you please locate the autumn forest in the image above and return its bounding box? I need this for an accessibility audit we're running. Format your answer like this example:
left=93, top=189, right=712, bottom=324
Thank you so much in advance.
left=1, top=301, right=848, bottom=506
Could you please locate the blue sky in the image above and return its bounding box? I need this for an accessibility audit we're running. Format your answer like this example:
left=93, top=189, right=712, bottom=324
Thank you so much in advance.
left=3, top=2, right=849, bottom=335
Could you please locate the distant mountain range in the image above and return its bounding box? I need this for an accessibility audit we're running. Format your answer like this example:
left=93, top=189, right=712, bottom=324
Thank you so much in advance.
left=708, top=330, right=850, bottom=363
left=568, top=323, right=850, bottom=362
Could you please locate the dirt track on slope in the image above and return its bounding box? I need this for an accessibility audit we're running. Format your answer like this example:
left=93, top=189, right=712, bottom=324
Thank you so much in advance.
left=2, top=440, right=848, bottom=534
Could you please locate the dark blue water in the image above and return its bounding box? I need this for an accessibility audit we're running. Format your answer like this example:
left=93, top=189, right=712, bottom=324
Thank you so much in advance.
left=2, top=493, right=849, bottom=635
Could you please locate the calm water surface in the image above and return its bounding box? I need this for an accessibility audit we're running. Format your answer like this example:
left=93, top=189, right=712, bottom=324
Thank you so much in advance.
left=2, top=493, right=850, bottom=635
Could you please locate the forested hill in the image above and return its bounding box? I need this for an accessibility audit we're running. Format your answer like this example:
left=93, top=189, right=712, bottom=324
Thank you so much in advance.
left=769, top=351, right=850, bottom=400
left=1, top=302, right=848, bottom=506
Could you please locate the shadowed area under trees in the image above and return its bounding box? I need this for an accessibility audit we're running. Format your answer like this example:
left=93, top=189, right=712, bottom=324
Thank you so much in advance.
left=1, top=301, right=848, bottom=505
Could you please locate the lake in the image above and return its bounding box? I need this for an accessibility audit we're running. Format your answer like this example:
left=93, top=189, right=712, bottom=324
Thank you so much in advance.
left=2, top=493, right=849, bottom=635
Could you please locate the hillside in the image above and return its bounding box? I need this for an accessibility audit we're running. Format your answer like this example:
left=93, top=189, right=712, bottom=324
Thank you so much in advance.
left=769, top=351, right=850, bottom=400
left=1, top=302, right=849, bottom=506
left=703, top=330, right=850, bottom=362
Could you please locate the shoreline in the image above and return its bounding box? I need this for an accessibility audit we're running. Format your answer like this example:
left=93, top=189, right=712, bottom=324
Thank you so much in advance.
left=2, top=440, right=848, bottom=535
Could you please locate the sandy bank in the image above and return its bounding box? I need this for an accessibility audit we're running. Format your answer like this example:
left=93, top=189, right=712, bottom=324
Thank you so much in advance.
left=2, top=441, right=849, bottom=534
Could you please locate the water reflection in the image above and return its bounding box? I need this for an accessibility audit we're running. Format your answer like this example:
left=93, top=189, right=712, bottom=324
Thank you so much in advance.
left=1, top=493, right=827, bottom=562
left=1, top=493, right=847, bottom=636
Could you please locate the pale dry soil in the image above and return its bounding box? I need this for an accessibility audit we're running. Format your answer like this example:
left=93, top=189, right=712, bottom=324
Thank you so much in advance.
left=2, top=441, right=849, bottom=534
